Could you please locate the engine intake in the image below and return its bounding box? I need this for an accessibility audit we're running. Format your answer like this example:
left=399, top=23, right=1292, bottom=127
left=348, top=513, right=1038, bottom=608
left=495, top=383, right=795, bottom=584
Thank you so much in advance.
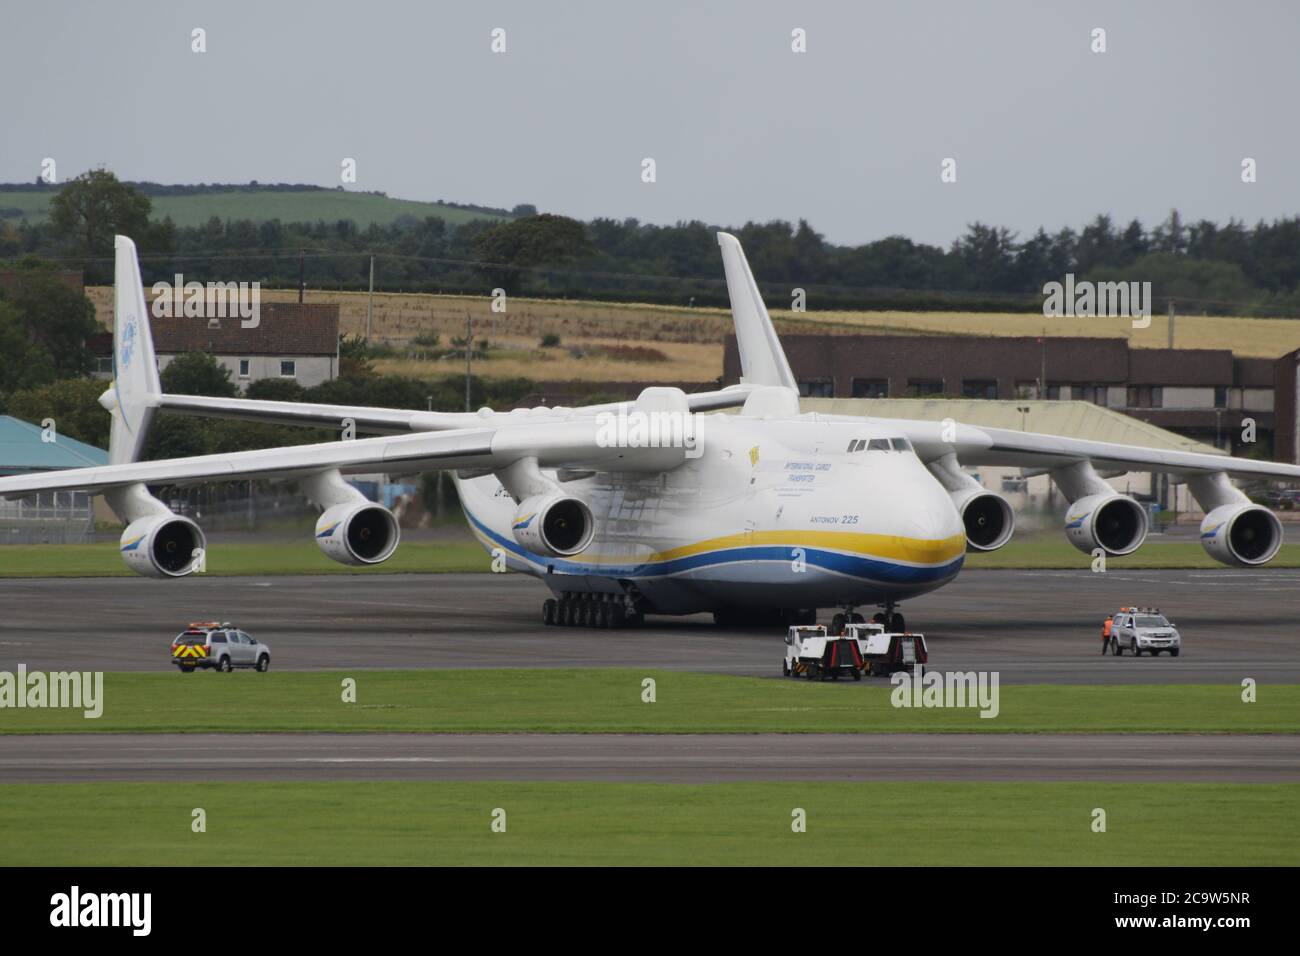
left=512, top=494, right=595, bottom=557
left=952, top=489, right=1015, bottom=552
left=1200, top=503, right=1282, bottom=567
left=1064, top=492, right=1148, bottom=556
left=315, top=501, right=400, bottom=566
left=119, top=514, right=206, bottom=578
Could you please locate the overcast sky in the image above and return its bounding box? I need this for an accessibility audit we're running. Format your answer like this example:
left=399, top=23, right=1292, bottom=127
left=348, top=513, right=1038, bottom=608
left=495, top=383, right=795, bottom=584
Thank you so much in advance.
left=2, top=0, right=1297, bottom=246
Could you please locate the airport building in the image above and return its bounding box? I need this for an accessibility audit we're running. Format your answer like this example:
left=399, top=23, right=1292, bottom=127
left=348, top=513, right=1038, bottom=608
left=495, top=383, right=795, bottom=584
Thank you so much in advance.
left=0, top=416, right=107, bottom=544
left=723, top=333, right=1294, bottom=462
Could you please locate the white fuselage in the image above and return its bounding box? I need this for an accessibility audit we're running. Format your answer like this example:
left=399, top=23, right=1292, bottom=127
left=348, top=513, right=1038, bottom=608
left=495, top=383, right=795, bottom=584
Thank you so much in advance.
left=455, top=413, right=968, bottom=615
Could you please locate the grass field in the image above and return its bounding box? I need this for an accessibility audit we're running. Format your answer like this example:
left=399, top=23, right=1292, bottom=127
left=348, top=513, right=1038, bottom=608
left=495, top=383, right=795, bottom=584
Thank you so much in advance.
left=0, top=781, right=1294, bottom=865
left=1, top=188, right=508, bottom=229
left=4, top=533, right=1298, bottom=577
left=1, top=670, right=1292, bottom=735
left=0, top=539, right=488, bottom=577
left=963, top=534, right=1300, bottom=569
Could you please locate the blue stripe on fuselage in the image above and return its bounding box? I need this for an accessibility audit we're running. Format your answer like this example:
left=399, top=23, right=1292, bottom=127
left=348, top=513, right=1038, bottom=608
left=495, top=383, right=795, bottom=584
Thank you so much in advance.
left=463, top=509, right=962, bottom=584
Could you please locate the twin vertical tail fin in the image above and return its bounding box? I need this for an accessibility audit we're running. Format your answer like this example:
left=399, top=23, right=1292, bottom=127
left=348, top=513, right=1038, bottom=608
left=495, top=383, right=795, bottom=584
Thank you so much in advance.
left=716, top=231, right=797, bottom=390
left=99, top=235, right=161, bottom=465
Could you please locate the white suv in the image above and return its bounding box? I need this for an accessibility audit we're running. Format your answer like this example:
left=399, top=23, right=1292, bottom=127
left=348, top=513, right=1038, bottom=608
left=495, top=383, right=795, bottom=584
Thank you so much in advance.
left=1109, top=609, right=1181, bottom=657
left=171, top=622, right=271, bottom=673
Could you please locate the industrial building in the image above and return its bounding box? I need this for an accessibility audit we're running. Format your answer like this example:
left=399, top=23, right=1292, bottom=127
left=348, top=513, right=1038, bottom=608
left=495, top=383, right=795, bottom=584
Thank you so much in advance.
left=725, top=333, right=1294, bottom=462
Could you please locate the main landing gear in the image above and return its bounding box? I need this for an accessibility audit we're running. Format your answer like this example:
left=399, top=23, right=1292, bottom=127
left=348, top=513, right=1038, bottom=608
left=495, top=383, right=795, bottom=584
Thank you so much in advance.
left=542, top=593, right=643, bottom=629
left=830, top=599, right=905, bottom=635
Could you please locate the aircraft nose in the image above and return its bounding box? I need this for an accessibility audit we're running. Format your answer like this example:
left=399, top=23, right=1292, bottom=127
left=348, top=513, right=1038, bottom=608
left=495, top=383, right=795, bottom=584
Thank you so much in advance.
left=912, top=485, right=964, bottom=542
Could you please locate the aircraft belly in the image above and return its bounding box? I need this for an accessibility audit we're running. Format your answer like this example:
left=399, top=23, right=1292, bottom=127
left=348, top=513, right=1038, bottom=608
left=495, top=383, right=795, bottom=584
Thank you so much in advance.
left=452, top=451, right=965, bottom=615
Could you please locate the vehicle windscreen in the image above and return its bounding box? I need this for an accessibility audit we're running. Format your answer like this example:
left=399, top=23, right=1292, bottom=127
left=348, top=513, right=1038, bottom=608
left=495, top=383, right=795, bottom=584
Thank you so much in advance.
left=1135, top=616, right=1169, bottom=627
left=175, top=632, right=207, bottom=644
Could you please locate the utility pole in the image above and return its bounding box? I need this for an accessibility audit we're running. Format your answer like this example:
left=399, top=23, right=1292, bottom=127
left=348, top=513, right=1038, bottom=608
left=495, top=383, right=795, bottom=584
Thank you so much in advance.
left=1040, top=328, right=1047, bottom=398
left=464, top=311, right=472, bottom=412
left=297, top=249, right=305, bottom=303
left=1167, top=299, right=1175, bottom=349
left=366, top=256, right=375, bottom=342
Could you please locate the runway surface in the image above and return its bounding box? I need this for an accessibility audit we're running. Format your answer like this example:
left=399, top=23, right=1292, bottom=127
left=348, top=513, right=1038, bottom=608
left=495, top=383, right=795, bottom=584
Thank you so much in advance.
left=2, top=570, right=1298, bottom=683
left=3, top=732, right=1296, bottom=783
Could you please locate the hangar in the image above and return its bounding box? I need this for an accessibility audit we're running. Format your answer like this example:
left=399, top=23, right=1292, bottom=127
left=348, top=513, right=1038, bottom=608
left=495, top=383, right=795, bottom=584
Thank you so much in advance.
left=0, top=415, right=107, bottom=543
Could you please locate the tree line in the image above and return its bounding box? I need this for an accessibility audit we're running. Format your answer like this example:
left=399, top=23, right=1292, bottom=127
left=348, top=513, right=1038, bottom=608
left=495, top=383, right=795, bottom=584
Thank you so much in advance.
left=3, top=170, right=1299, bottom=314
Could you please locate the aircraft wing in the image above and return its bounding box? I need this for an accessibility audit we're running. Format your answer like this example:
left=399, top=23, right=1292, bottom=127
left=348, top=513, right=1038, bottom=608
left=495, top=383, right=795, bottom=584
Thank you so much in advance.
left=154, top=385, right=754, bottom=434
left=868, top=416, right=1300, bottom=482
left=0, top=416, right=692, bottom=500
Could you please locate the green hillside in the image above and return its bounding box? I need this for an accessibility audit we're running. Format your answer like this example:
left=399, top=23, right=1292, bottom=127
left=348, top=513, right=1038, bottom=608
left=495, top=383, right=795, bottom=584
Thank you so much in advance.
left=0, top=187, right=510, bottom=228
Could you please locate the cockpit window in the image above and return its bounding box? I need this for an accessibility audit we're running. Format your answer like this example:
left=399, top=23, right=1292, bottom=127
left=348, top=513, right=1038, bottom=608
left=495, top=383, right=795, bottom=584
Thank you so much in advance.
left=867, top=439, right=891, bottom=451
left=890, top=438, right=911, bottom=452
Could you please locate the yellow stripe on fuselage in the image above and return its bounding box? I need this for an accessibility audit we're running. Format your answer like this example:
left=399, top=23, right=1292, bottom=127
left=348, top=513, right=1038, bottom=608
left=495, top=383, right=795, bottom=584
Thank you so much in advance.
left=472, top=515, right=966, bottom=569
left=651, top=530, right=967, bottom=566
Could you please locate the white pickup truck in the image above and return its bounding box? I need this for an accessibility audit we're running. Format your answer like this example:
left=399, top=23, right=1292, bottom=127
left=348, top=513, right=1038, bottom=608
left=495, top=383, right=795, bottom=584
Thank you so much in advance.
left=1108, top=607, right=1182, bottom=657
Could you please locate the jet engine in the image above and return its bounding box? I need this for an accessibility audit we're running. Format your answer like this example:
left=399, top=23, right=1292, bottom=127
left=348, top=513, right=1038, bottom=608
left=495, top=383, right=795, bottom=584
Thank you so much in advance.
left=950, top=488, right=1015, bottom=552
left=512, top=494, right=595, bottom=557
left=1064, top=492, right=1148, bottom=556
left=119, top=514, right=206, bottom=578
left=1199, top=503, right=1282, bottom=567
left=314, top=501, right=400, bottom=566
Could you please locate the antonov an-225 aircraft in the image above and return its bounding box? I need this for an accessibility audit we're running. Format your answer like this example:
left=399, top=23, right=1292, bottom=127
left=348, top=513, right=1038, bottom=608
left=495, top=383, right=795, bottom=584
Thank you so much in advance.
left=2, top=233, right=1297, bottom=630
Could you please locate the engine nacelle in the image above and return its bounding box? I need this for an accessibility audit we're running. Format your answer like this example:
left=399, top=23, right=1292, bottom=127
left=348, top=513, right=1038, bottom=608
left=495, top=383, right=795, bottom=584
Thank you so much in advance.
left=119, top=514, right=207, bottom=578
left=1064, top=492, right=1148, bottom=556
left=1200, top=503, right=1283, bottom=567
left=315, top=501, right=400, bottom=566
left=512, top=494, right=595, bottom=557
left=951, top=488, right=1015, bottom=552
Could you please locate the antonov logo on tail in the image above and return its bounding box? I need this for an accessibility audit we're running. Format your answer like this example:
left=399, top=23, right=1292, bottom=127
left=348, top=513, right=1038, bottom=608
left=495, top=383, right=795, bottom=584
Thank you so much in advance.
left=118, top=317, right=136, bottom=368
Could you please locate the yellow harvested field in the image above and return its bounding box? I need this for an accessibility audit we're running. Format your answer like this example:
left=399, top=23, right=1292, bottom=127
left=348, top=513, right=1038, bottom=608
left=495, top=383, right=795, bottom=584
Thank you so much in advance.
left=87, top=287, right=1300, bottom=386
left=782, top=309, right=1300, bottom=358
left=373, top=338, right=723, bottom=383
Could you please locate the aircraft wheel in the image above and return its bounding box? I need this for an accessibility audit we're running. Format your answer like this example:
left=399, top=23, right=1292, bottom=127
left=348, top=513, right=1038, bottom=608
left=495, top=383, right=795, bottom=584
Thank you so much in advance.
left=543, top=599, right=557, bottom=626
left=889, top=613, right=905, bottom=632
left=598, top=603, right=611, bottom=628
left=830, top=613, right=847, bottom=635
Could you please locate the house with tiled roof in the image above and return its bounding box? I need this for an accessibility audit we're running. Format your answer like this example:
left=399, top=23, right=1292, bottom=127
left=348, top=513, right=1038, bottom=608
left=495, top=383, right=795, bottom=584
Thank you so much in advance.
left=91, top=302, right=340, bottom=390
